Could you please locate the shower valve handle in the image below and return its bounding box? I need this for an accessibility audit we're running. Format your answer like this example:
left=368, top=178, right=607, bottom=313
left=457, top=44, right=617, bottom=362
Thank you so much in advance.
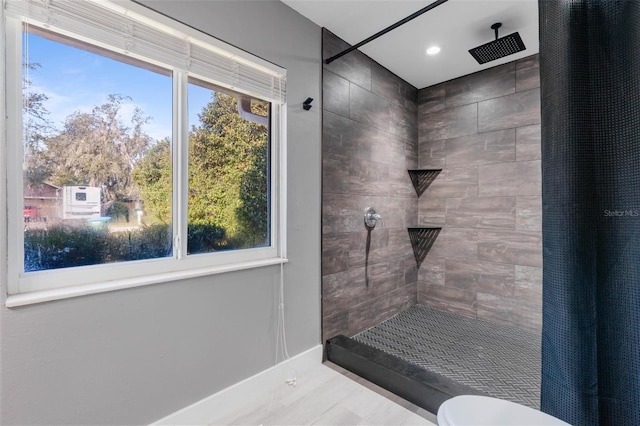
left=364, top=207, right=384, bottom=229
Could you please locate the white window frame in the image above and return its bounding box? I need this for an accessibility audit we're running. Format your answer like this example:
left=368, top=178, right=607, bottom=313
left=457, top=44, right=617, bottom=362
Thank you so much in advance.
left=2, top=0, right=288, bottom=307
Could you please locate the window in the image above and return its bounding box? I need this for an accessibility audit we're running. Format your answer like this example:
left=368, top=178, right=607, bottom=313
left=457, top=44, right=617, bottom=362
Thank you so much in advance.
left=3, top=0, right=287, bottom=304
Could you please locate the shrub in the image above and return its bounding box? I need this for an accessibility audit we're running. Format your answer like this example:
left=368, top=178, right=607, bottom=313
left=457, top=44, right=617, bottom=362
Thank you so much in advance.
left=106, top=201, right=130, bottom=222
left=24, top=225, right=108, bottom=271
left=187, top=223, right=229, bottom=254
left=24, top=223, right=229, bottom=272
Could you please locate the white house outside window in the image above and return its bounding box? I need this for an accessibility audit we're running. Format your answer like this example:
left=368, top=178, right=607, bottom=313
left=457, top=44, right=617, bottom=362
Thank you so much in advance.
left=2, top=0, right=287, bottom=306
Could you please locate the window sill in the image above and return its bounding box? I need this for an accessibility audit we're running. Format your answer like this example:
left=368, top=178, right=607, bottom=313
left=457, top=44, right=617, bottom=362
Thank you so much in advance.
left=5, top=257, right=288, bottom=308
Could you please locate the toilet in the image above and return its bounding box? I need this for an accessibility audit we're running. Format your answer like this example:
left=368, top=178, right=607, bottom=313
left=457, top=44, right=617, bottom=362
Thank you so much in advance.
left=437, top=395, right=571, bottom=426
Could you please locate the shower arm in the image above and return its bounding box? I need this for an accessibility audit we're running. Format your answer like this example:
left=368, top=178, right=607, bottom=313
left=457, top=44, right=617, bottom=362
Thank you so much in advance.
left=492, top=22, right=502, bottom=40
left=324, top=0, right=449, bottom=64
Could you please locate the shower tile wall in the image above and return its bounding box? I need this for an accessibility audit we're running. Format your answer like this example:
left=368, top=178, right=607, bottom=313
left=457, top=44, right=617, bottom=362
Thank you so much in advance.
left=322, top=29, right=419, bottom=341
left=417, top=55, right=542, bottom=333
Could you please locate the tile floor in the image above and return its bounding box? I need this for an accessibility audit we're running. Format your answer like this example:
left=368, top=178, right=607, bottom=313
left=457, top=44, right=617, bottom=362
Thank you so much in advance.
left=209, top=362, right=438, bottom=425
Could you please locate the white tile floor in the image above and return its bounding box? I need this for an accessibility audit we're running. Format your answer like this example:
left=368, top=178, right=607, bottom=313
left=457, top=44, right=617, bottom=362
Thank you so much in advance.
left=209, top=362, right=438, bottom=425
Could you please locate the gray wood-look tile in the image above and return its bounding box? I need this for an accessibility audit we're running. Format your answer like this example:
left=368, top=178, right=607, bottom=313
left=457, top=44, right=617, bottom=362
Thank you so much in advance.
left=389, top=167, right=416, bottom=198
left=405, top=140, right=419, bottom=169
left=350, top=83, right=390, bottom=132
left=405, top=255, right=418, bottom=285
left=348, top=157, right=390, bottom=196
left=372, top=62, right=418, bottom=113
left=367, top=259, right=402, bottom=297
left=477, top=293, right=541, bottom=333
left=476, top=293, right=511, bottom=326
left=323, top=70, right=350, bottom=117
left=322, top=31, right=544, bottom=334
left=348, top=293, right=391, bottom=335
left=322, top=267, right=366, bottom=315
left=418, top=284, right=477, bottom=318
left=322, top=311, right=349, bottom=341
left=321, top=26, right=424, bottom=340
left=389, top=227, right=414, bottom=259
left=445, top=62, right=515, bottom=108
left=323, top=153, right=350, bottom=194
left=478, top=160, right=539, bottom=198
left=429, top=227, right=478, bottom=260
left=478, top=162, right=518, bottom=196
left=428, top=166, right=478, bottom=198
left=419, top=103, right=478, bottom=141
left=323, top=29, right=372, bottom=91
left=418, top=83, right=445, bottom=114
left=323, top=193, right=381, bottom=234
left=418, top=138, right=446, bottom=168
left=213, top=364, right=437, bottom=426
left=401, top=197, right=419, bottom=230
left=328, top=362, right=439, bottom=424
left=388, top=282, right=418, bottom=314
left=514, top=265, right=542, bottom=303
left=390, top=102, right=418, bottom=142
left=323, top=111, right=371, bottom=161
left=322, top=233, right=351, bottom=276
left=516, top=54, right=539, bottom=72
left=445, top=129, right=516, bottom=167
left=477, top=88, right=541, bottom=133
left=516, top=124, right=541, bottom=161
left=516, top=54, right=540, bottom=93
left=445, top=196, right=516, bottom=229
left=414, top=55, right=541, bottom=332
left=517, top=160, right=541, bottom=196
left=371, top=135, right=406, bottom=168
left=417, top=256, right=446, bottom=286
left=516, top=196, right=542, bottom=231
left=310, top=403, right=362, bottom=425
left=445, top=259, right=515, bottom=297
left=477, top=229, right=542, bottom=267
left=384, top=198, right=415, bottom=229
left=419, top=197, right=446, bottom=225
left=516, top=66, right=540, bottom=93
left=349, top=228, right=390, bottom=267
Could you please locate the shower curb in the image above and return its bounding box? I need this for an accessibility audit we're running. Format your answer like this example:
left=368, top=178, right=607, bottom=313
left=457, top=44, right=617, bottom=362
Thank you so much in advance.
left=325, top=335, right=487, bottom=414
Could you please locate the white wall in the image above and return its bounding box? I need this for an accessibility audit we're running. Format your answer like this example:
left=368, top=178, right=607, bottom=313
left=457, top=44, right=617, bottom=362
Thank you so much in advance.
left=0, top=1, right=322, bottom=424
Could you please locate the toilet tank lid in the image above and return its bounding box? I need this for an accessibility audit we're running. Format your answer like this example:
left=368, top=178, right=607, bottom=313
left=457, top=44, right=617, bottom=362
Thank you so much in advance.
left=437, top=395, right=572, bottom=426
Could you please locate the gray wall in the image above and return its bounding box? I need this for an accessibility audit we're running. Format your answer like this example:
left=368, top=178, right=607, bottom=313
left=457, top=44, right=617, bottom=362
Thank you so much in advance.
left=417, top=55, right=542, bottom=333
left=322, top=30, right=419, bottom=341
left=0, top=2, right=321, bottom=424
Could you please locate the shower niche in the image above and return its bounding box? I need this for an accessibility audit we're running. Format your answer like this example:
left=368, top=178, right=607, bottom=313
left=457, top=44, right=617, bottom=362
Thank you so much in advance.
left=408, top=227, right=441, bottom=269
left=408, top=169, right=441, bottom=197
left=407, top=169, right=442, bottom=268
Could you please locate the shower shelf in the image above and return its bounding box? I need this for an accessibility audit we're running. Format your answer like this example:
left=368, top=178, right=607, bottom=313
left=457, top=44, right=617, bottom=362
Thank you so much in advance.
left=408, top=169, right=442, bottom=197
left=408, top=227, right=442, bottom=269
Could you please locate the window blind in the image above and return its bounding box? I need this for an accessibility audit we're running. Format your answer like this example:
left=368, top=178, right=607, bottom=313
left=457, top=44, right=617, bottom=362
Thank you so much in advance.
left=4, top=0, right=287, bottom=103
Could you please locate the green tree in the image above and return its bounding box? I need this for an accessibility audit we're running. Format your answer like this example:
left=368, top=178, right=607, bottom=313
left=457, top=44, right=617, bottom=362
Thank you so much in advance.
left=188, top=93, right=268, bottom=247
left=44, top=94, right=152, bottom=202
left=133, top=93, right=269, bottom=248
left=131, top=138, right=172, bottom=223
left=23, top=62, right=55, bottom=186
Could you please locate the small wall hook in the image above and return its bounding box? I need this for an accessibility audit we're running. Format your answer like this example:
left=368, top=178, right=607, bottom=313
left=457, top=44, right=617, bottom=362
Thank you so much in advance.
left=303, top=97, right=313, bottom=110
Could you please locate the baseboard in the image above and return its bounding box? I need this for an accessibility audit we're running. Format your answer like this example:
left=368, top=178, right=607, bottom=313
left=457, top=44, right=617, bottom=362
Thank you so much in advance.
left=151, top=344, right=323, bottom=425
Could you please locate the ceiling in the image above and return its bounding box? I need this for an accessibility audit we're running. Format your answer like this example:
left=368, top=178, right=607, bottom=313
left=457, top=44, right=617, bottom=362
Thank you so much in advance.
left=282, top=0, right=539, bottom=89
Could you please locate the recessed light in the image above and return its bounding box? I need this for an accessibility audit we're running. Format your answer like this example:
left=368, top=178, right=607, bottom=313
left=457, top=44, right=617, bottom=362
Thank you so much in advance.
left=426, top=46, right=440, bottom=55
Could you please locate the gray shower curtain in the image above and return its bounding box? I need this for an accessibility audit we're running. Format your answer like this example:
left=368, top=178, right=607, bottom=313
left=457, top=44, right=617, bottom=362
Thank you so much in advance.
left=539, top=1, right=640, bottom=425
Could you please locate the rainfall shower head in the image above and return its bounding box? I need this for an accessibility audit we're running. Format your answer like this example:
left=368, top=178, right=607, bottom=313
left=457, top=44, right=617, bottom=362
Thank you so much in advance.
left=468, top=22, right=526, bottom=64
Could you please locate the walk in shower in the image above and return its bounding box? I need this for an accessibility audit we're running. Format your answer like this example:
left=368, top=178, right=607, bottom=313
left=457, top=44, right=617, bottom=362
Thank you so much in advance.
left=322, top=27, right=542, bottom=413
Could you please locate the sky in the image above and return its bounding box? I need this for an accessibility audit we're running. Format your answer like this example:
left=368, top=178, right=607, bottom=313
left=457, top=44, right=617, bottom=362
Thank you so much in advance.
left=25, top=31, right=213, bottom=142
